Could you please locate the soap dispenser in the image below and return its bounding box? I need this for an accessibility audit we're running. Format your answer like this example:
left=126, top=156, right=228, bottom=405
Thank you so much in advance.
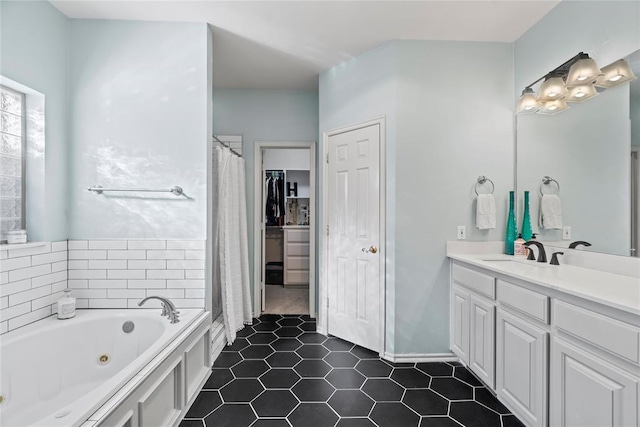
left=514, top=234, right=526, bottom=257
left=56, top=289, right=76, bottom=320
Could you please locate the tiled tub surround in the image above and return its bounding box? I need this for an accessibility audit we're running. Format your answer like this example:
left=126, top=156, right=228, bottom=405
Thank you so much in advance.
left=67, top=240, right=206, bottom=310
left=0, top=241, right=68, bottom=334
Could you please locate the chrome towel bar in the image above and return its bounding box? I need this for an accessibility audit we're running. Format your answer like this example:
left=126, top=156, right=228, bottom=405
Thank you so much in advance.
left=87, top=185, right=184, bottom=196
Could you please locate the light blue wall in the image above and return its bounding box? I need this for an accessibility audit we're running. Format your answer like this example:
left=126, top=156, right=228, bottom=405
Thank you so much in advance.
left=319, top=42, right=398, bottom=352
left=515, top=1, right=639, bottom=256
left=0, top=0, right=69, bottom=241
left=319, top=41, right=513, bottom=355
left=394, top=41, right=514, bottom=354
left=67, top=19, right=210, bottom=239
left=212, top=88, right=319, bottom=304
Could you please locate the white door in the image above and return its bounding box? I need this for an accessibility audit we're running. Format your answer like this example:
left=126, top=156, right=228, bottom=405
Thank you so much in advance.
left=450, top=285, right=470, bottom=364
left=469, top=294, right=495, bottom=389
left=327, top=124, right=381, bottom=351
left=260, top=175, right=266, bottom=312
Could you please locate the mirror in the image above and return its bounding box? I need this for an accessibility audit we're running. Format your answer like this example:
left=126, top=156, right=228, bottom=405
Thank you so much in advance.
left=516, top=49, right=639, bottom=257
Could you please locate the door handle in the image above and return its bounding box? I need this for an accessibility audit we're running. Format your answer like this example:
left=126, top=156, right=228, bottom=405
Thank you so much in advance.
left=362, top=246, right=378, bottom=254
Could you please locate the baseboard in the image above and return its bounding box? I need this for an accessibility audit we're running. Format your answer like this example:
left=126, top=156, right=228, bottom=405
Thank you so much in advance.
left=383, top=352, right=458, bottom=363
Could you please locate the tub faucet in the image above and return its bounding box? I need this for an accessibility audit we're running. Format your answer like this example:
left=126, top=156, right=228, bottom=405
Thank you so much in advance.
left=138, top=296, right=180, bottom=324
left=524, top=241, right=547, bottom=263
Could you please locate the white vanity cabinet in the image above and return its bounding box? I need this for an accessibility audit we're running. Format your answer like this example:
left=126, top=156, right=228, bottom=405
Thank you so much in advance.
left=450, top=264, right=496, bottom=388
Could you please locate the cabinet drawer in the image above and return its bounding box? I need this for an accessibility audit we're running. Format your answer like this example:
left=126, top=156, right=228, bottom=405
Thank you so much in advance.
left=553, top=300, right=640, bottom=364
left=286, top=229, right=310, bottom=243
left=285, top=270, right=309, bottom=284
left=287, top=243, right=309, bottom=256
left=497, top=280, right=549, bottom=324
left=452, top=264, right=495, bottom=299
left=286, top=257, right=309, bottom=270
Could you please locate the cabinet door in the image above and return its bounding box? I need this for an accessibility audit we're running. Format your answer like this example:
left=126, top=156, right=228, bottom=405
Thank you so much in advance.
left=469, top=294, right=495, bottom=389
left=451, top=285, right=470, bottom=364
left=550, top=337, right=638, bottom=427
left=496, top=308, right=548, bottom=427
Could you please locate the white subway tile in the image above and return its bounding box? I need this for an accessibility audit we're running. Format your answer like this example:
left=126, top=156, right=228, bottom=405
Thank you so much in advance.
left=31, top=251, right=66, bottom=266
left=8, top=306, right=52, bottom=330
left=130, top=299, right=162, bottom=309
left=147, top=250, right=185, bottom=260
left=185, top=250, right=205, bottom=260
left=166, top=240, right=205, bottom=250
left=69, top=250, right=107, bottom=260
left=9, top=285, right=51, bottom=306
left=68, top=279, right=88, bottom=289
left=185, top=289, right=205, bottom=299
left=0, top=302, right=31, bottom=321
left=51, top=241, right=68, bottom=252
left=166, top=260, right=204, bottom=270
left=174, top=299, right=205, bottom=309
left=128, top=260, right=166, bottom=269
left=89, top=299, right=127, bottom=309
left=0, top=321, right=7, bottom=334
left=185, top=270, right=205, bottom=279
left=148, top=289, right=184, bottom=299
left=76, top=299, right=89, bottom=309
left=127, top=279, right=166, bottom=289
left=32, top=291, right=64, bottom=310
left=32, top=271, right=67, bottom=288
left=88, top=280, right=128, bottom=289
left=9, top=264, right=51, bottom=282
left=68, top=269, right=107, bottom=280
left=0, top=279, right=31, bottom=297
left=71, top=289, right=107, bottom=299
left=52, top=281, right=68, bottom=293
left=89, top=260, right=127, bottom=270
left=8, top=243, right=51, bottom=258
left=68, top=260, right=89, bottom=269
left=167, top=280, right=205, bottom=289
left=0, top=250, right=6, bottom=260
left=0, top=272, right=7, bottom=284
left=107, top=289, right=146, bottom=299
left=147, top=270, right=184, bottom=279
left=108, top=250, right=146, bottom=260
left=51, top=261, right=67, bottom=273
left=0, top=296, right=7, bottom=309
left=68, top=240, right=88, bottom=250
left=107, top=270, right=145, bottom=279
left=0, top=256, right=31, bottom=272
left=128, top=240, right=166, bottom=250
left=89, top=240, right=128, bottom=250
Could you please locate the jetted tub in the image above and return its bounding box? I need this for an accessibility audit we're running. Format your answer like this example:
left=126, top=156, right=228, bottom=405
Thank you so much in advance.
left=0, top=309, right=212, bottom=427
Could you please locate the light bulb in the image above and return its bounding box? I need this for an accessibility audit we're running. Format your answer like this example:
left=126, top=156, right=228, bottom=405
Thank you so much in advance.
left=609, top=74, right=622, bottom=82
left=548, top=105, right=558, bottom=111
left=575, top=91, right=586, bottom=98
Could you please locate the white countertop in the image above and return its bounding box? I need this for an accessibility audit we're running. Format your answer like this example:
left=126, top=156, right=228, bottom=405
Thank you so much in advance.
left=449, top=253, right=640, bottom=316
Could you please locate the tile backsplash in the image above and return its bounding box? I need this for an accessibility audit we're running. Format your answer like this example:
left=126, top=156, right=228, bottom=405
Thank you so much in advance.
left=0, top=241, right=68, bottom=334
left=0, top=239, right=206, bottom=335
left=67, top=240, right=205, bottom=310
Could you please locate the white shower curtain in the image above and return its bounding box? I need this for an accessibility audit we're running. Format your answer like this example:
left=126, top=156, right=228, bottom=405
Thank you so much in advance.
left=213, top=145, right=252, bottom=344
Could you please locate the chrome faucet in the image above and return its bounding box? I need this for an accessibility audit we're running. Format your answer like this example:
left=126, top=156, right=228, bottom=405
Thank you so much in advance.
left=138, top=296, right=180, bottom=323
left=524, top=241, right=547, bottom=263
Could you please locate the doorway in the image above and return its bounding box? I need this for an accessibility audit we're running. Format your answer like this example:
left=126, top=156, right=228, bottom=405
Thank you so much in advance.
left=254, top=142, right=317, bottom=318
left=321, top=118, right=386, bottom=354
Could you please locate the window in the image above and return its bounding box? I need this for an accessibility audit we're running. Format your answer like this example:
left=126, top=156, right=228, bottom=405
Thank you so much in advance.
left=0, top=85, right=26, bottom=240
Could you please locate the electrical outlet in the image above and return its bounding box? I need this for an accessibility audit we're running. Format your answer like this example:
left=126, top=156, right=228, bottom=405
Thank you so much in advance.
left=562, top=226, right=571, bottom=240
left=457, top=226, right=466, bottom=240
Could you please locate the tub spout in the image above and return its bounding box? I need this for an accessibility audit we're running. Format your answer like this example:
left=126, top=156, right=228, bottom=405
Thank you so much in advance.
left=138, top=296, right=180, bottom=324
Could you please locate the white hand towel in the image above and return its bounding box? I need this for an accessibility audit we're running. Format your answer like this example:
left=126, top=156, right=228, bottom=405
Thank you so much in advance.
left=476, top=194, right=496, bottom=230
left=539, top=194, right=563, bottom=229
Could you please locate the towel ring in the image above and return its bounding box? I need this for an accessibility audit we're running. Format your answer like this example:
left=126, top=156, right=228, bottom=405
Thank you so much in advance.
left=475, top=176, right=495, bottom=196
left=539, top=176, right=560, bottom=195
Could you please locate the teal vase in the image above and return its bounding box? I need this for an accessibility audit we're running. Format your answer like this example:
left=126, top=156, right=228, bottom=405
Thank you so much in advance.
left=505, top=191, right=517, bottom=255
left=521, top=191, right=533, bottom=241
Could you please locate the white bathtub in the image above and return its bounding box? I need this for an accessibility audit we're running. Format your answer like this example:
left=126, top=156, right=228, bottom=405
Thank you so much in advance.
left=0, top=309, right=211, bottom=427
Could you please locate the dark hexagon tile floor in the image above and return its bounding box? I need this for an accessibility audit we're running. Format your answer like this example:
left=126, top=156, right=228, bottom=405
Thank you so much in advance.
left=180, top=314, right=524, bottom=427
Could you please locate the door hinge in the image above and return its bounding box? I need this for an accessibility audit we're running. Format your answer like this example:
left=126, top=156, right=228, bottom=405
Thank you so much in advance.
left=326, top=153, right=329, bottom=164
left=326, top=224, right=329, bottom=236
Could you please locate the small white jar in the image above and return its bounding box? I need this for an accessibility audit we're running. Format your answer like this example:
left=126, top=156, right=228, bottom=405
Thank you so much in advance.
left=6, top=230, right=27, bottom=244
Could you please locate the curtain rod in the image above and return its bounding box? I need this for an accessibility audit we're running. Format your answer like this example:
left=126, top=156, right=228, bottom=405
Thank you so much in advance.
left=212, top=135, right=242, bottom=157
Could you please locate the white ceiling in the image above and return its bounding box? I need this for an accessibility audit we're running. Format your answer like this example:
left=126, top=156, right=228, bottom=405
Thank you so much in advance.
left=50, top=1, right=560, bottom=91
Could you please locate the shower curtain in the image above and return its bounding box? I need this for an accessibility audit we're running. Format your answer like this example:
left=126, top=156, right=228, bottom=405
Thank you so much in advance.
left=212, top=145, right=252, bottom=344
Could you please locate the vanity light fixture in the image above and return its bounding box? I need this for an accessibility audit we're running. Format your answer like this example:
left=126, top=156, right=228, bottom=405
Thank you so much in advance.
left=516, top=52, right=635, bottom=116
left=595, top=59, right=637, bottom=88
